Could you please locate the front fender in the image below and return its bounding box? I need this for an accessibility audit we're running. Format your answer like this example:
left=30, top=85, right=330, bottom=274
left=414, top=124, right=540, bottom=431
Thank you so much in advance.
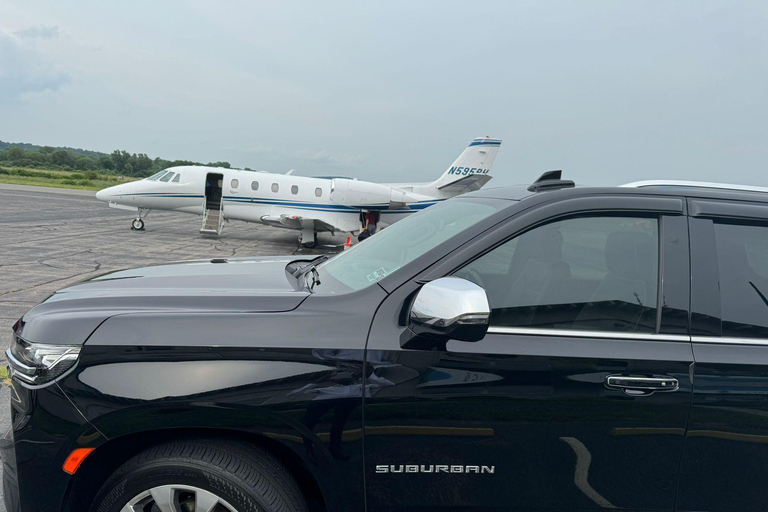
left=57, top=345, right=366, bottom=512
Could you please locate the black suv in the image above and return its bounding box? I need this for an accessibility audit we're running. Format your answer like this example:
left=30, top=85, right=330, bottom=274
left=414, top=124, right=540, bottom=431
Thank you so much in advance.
left=5, top=173, right=768, bottom=512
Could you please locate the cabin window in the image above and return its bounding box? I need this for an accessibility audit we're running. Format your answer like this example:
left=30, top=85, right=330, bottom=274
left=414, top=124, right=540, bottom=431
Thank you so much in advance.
left=159, top=172, right=175, bottom=182
left=315, top=187, right=322, bottom=197
left=172, top=174, right=180, bottom=183
left=231, top=179, right=239, bottom=188
left=251, top=181, right=259, bottom=191
left=272, top=183, right=279, bottom=193
left=291, top=185, right=299, bottom=195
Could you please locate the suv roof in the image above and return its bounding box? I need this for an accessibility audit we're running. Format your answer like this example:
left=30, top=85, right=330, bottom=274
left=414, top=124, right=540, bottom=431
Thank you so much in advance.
left=466, top=176, right=768, bottom=205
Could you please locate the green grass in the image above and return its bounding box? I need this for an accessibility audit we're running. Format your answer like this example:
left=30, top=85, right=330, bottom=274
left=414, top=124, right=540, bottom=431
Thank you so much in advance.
left=0, top=166, right=137, bottom=191
left=0, top=367, right=10, bottom=387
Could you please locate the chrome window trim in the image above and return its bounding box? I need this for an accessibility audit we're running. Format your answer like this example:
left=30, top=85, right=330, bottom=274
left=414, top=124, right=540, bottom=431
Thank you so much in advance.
left=692, top=336, right=768, bottom=346
left=487, top=326, right=690, bottom=342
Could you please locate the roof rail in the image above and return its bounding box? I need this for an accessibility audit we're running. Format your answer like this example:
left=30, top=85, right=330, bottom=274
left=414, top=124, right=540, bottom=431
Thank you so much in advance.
left=621, top=180, right=768, bottom=194
left=528, top=170, right=575, bottom=192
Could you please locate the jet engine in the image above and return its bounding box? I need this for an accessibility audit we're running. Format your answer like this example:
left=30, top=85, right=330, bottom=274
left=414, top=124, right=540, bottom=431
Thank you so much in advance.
left=329, top=178, right=416, bottom=208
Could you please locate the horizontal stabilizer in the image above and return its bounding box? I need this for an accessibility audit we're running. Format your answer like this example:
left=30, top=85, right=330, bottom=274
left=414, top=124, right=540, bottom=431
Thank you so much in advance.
left=437, top=174, right=492, bottom=194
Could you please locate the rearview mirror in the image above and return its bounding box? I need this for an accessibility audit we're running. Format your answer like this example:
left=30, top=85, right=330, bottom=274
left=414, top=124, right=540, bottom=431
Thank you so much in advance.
left=404, top=277, right=490, bottom=348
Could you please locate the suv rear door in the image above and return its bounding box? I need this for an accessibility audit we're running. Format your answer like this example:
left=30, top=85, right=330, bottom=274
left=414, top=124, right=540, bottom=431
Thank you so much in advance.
left=676, top=198, right=768, bottom=512
left=364, top=194, right=693, bottom=511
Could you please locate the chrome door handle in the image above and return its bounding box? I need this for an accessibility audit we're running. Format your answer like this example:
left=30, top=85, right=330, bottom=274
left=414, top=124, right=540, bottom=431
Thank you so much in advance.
left=605, top=375, right=679, bottom=393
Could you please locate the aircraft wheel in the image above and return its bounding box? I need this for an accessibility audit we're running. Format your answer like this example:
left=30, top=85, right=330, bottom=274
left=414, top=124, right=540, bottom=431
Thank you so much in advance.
left=132, top=218, right=144, bottom=230
left=301, top=233, right=318, bottom=249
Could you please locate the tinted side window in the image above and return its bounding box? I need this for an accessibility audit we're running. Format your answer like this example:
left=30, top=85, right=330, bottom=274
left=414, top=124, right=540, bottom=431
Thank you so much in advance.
left=454, top=216, right=659, bottom=333
left=251, top=181, right=259, bottom=191
left=231, top=179, right=239, bottom=188
left=714, top=221, right=768, bottom=338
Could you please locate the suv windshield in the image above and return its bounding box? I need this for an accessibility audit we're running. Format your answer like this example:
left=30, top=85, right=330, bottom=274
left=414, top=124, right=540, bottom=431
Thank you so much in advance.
left=318, top=198, right=506, bottom=291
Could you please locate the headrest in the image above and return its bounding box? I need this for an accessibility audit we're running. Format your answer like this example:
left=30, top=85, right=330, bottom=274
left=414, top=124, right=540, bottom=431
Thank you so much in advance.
left=522, top=226, right=563, bottom=263
left=605, top=231, right=654, bottom=280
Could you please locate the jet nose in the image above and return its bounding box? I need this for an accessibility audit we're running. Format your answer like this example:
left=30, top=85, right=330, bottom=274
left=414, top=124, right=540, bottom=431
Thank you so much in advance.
left=96, top=183, right=127, bottom=202
left=95, top=187, right=110, bottom=202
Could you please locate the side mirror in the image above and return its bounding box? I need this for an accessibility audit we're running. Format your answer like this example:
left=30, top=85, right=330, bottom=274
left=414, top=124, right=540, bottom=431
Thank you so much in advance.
left=404, top=277, right=490, bottom=348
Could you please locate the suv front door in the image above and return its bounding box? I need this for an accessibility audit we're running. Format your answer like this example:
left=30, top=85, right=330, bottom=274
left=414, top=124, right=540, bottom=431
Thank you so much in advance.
left=364, top=196, right=692, bottom=511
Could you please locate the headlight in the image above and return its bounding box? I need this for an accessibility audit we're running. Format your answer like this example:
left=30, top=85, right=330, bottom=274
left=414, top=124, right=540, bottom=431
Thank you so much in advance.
left=6, top=336, right=81, bottom=386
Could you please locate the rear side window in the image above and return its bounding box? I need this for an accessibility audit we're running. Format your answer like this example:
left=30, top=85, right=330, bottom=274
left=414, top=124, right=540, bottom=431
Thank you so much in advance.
left=272, top=183, right=279, bottom=193
left=454, top=216, right=659, bottom=333
left=172, top=174, right=180, bottom=183
left=291, top=185, right=299, bottom=195
left=315, top=187, right=323, bottom=197
left=713, top=222, right=768, bottom=338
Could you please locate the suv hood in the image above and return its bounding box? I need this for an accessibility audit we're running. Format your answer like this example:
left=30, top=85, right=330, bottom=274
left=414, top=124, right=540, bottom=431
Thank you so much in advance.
left=17, top=256, right=310, bottom=345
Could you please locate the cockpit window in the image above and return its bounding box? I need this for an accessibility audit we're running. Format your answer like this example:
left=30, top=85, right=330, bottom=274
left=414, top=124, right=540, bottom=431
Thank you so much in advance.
left=172, top=174, right=180, bottom=183
left=146, top=171, right=167, bottom=181
left=159, top=172, right=175, bottom=182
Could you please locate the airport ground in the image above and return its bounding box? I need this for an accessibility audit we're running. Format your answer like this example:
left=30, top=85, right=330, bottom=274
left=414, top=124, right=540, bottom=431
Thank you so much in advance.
left=0, top=183, right=345, bottom=511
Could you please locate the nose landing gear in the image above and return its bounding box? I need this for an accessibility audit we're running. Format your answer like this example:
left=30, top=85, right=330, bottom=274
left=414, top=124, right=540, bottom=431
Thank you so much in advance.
left=131, top=208, right=149, bottom=231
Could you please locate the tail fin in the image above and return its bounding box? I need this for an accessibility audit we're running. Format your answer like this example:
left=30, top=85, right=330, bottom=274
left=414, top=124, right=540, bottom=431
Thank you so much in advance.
left=427, top=137, right=502, bottom=195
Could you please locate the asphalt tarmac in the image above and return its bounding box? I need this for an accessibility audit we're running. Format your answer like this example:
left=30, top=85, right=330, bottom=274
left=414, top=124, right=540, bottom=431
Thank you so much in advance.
left=0, top=183, right=345, bottom=511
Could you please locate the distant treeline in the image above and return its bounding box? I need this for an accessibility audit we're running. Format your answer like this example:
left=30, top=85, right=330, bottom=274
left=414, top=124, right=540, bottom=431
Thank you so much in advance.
left=0, top=140, right=236, bottom=177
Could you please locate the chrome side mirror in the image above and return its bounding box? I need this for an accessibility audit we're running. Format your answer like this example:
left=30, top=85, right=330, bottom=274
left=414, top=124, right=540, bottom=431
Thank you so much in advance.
left=406, top=277, right=490, bottom=348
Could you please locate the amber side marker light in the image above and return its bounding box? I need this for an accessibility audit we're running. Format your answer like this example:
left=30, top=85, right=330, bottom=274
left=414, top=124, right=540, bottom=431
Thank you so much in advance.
left=62, top=448, right=94, bottom=475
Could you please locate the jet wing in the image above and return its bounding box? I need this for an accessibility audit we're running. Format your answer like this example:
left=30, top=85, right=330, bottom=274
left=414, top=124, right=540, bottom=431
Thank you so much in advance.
left=436, top=174, right=492, bottom=193
left=260, top=214, right=339, bottom=234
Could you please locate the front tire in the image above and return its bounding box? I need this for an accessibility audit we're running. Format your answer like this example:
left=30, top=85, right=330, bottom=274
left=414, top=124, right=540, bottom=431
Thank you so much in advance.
left=132, top=218, right=144, bottom=230
left=92, top=439, right=308, bottom=512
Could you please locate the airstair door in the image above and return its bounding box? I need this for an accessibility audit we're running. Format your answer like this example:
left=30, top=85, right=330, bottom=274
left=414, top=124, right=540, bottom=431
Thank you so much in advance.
left=200, top=172, right=224, bottom=235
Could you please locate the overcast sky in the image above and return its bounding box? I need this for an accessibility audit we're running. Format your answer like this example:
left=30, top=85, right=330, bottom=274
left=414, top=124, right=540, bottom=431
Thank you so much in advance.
left=1, top=1, right=766, bottom=187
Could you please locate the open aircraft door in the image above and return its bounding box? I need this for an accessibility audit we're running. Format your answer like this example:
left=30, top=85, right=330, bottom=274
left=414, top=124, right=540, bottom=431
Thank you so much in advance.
left=200, top=172, right=224, bottom=235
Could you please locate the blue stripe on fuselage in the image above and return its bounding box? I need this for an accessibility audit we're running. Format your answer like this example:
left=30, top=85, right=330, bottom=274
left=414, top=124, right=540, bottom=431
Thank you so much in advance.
left=110, top=192, right=443, bottom=212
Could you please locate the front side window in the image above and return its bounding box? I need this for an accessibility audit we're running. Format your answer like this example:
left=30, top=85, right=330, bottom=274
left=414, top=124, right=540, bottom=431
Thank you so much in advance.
left=291, top=185, right=299, bottom=195
left=251, top=181, right=259, bottom=191
left=714, top=221, right=768, bottom=338
left=454, top=216, right=659, bottom=333
left=159, top=172, right=175, bottom=182
left=272, top=183, right=279, bottom=193
left=231, top=179, right=239, bottom=188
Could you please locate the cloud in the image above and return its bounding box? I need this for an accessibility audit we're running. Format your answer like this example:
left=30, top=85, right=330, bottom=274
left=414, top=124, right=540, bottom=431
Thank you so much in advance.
left=0, top=28, right=69, bottom=100
left=14, top=24, right=60, bottom=39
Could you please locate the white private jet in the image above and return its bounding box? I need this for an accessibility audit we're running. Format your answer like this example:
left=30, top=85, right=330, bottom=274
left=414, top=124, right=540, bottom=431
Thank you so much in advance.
left=95, top=137, right=502, bottom=247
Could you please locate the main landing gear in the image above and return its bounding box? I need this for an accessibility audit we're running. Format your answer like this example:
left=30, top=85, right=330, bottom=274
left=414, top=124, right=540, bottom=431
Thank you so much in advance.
left=131, top=208, right=149, bottom=231
left=299, top=232, right=318, bottom=249
left=299, top=219, right=318, bottom=248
